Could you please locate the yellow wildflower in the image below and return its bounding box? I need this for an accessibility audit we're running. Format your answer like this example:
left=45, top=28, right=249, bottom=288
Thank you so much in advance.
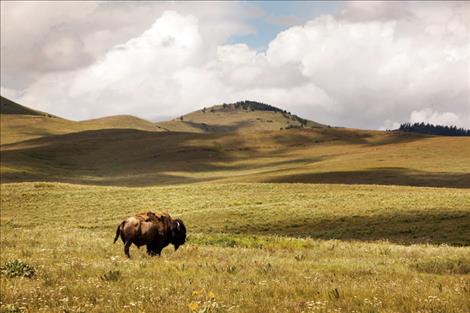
left=188, top=302, right=199, bottom=311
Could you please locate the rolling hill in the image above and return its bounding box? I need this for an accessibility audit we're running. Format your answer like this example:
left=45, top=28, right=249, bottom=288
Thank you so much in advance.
left=0, top=96, right=164, bottom=144
left=157, top=100, right=325, bottom=133
left=1, top=98, right=323, bottom=144
left=1, top=96, right=469, bottom=188
left=1, top=96, right=52, bottom=116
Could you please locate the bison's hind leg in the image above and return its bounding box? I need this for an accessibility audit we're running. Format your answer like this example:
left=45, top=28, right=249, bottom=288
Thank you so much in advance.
left=155, top=245, right=164, bottom=256
left=124, top=242, right=132, bottom=258
left=146, top=244, right=158, bottom=256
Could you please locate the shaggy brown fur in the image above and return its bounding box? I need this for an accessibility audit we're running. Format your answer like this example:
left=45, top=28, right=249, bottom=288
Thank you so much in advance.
left=114, top=211, right=186, bottom=258
left=137, top=211, right=171, bottom=223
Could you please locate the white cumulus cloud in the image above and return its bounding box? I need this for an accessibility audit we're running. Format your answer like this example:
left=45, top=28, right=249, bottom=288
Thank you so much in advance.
left=409, top=109, right=463, bottom=127
left=1, top=1, right=469, bottom=128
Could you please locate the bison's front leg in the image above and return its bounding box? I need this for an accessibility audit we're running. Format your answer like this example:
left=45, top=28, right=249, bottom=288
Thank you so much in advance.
left=124, top=242, right=132, bottom=258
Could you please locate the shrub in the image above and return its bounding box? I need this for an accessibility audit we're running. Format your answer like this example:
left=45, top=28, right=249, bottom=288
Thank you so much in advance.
left=328, top=288, right=341, bottom=301
left=226, top=265, right=237, bottom=274
left=101, top=270, right=122, bottom=282
left=294, top=254, right=305, bottom=261
left=0, top=260, right=36, bottom=278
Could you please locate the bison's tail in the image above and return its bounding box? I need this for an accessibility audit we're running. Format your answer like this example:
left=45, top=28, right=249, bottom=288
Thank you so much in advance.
left=113, top=221, right=125, bottom=244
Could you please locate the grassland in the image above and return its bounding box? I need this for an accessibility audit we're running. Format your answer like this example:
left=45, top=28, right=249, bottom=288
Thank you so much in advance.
left=2, top=126, right=470, bottom=188
left=1, top=99, right=470, bottom=312
left=1, top=182, right=469, bottom=313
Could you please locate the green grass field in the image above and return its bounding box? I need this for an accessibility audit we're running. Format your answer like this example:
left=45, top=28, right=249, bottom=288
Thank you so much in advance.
left=1, top=99, right=470, bottom=312
left=1, top=183, right=469, bottom=313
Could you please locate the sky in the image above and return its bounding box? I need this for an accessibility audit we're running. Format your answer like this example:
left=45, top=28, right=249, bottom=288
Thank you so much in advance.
left=1, top=1, right=469, bottom=129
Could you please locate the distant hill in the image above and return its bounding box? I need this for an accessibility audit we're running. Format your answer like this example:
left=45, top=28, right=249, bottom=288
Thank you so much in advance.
left=2, top=96, right=469, bottom=188
left=1, top=96, right=51, bottom=116
left=78, top=115, right=164, bottom=132
left=0, top=96, right=163, bottom=144
left=1, top=98, right=324, bottom=143
left=157, top=100, right=325, bottom=133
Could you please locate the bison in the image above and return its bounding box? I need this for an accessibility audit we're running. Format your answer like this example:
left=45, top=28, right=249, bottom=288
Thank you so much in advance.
left=114, top=211, right=186, bottom=257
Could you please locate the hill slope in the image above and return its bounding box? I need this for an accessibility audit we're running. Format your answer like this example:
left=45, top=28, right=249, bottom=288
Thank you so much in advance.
left=0, top=96, right=163, bottom=144
left=1, top=97, right=469, bottom=188
left=78, top=115, right=164, bottom=132
left=1, top=96, right=50, bottom=116
left=157, top=101, right=325, bottom=133
left=2, top=126, right=469, bottom=188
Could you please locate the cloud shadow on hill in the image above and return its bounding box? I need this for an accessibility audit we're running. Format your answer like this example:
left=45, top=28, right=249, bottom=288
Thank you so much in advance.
left=1, top=127, right=463, bottom=188
left=266, top=167, right=470, bottom=188
left=219, top=210, right=470, bottom=246
left=0, top=128, right=235, bottom=186
left=179, top=120, right=256, bottom=133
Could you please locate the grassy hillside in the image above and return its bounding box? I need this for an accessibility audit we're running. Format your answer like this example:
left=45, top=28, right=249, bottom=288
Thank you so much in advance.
left=1, top=114, right=79, bottom=145
left=0, top=114, right=164, bottom=145
left=0, top=97, right=164, bottom=145
left=79, top=115, right=164, bottom=131
left=2, top=126, right=469, bottom=188
left=1, top=182, right=469, bottom=312
left=0, top=96, right=49, bottom=116
left=157, top=101, right=324, bottom=133
left=4, top=98, right=468, bottom=188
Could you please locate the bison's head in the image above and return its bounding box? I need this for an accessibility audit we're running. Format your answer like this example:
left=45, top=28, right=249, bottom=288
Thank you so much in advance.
left=171, top=218, right=186, bottom=251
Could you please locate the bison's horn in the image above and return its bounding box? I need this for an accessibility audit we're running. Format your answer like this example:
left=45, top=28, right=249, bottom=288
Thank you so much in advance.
left=176, top=220, right=181, bottom=231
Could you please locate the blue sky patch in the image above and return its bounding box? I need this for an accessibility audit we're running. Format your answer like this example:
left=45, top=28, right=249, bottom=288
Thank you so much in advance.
left=229, top=1, right=343, bottom=51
